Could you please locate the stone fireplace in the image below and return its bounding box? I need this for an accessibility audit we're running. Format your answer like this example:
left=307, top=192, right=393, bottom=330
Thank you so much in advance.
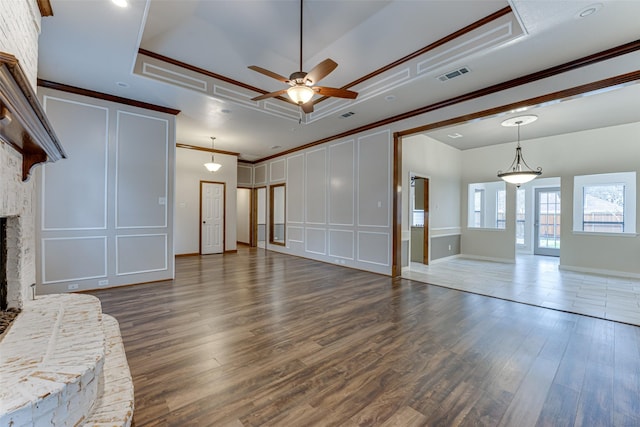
left=0, top=6, right=134, bottom=423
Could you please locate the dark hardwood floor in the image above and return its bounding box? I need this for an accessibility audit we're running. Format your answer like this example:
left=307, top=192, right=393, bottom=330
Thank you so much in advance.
left=90, top=247, right=640, bottom=426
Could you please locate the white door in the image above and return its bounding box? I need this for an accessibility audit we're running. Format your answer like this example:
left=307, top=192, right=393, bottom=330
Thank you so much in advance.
left=534, top=187, right=561, bottom=257
left=201, top=182, right=224, bottom=254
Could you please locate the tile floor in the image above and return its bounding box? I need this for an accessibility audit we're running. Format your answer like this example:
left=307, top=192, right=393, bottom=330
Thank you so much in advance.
left=402, top=254, right=640, bottom=326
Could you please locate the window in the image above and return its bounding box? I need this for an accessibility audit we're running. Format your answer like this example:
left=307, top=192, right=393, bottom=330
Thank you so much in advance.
left=583, top=184, right=625, bottom=232
left=516, top=188, right=525, bottom=245
left=496, top=190, right=506, bottom=229
left=473, top=189, right=484, bottom=228
left=468, top=182, right=506, bottom=229
left=573, top=172, right=636, bottom=234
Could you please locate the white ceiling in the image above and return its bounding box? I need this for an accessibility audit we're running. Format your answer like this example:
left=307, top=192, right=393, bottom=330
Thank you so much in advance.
left=38, top=0, right=640, bottom=161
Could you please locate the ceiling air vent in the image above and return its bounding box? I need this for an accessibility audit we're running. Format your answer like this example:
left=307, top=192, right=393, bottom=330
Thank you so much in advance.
left=437, top=66, right=470, bottom=82
left=340, top=111, right=355, bottom=118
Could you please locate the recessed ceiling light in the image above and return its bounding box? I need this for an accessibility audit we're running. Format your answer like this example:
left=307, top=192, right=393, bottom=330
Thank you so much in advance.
left=116, top=81, right=129, bottom=88
left=384, top=95, right=396, bottom=102
left=340, top=111, right=355, bottom=119
left=447, top=133, right=463, bottom=139
left=577, top=3, right=602, bottom=18
left=220, top=109, right=231, bottom=114
left=112, top=0, right=128, bottom=7
left=271, top=145, right=281, bottom=150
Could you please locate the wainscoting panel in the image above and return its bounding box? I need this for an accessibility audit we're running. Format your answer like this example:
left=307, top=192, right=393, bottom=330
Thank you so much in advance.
left=116, top=111, right=168, bottom=228
left=305, top=228, right=326, bottom=255
left=116, top=234, right=167, bottom=276
left=42, top=97, right=108, bottom=230
left=287, top=226, right=304, bottom=243
left=329, top=140, right=355, bottom=226
left=237, top=164, right=253, bottom=186
left=287, top=154, right=304, bottom=223
left=305, top=148, right=327, bottom=225
left=254, top=164, right=267, bottom=185
left=358, top=130, right=390, bottom=228
left=37, top=87, right=176, bottom=294
left=270, top=159, right=286, bottom=182
left=42, top=236, right=107, bottom=284
left=357, top=231, right=390, bottom=266
left=431, top=234, right=461, bottom=261
left=329, top=229, right=354, bottom=260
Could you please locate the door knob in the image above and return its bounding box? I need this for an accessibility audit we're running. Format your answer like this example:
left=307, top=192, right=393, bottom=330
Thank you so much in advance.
left=203, top=221, right=206, bottom=224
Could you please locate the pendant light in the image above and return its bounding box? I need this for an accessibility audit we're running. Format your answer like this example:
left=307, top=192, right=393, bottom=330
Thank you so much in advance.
left=497, top=115, right=541, bottom=186
left=204, top=137, right=222, bottom=172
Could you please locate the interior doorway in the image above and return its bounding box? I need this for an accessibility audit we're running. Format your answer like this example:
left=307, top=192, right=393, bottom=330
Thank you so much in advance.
left=410, top=176, right=430, bottom=265
left=534, top=187, right=561, bottom=257
left=200, top=181, right=225, bottom=254
left=236, top=188, right=251, bottom=245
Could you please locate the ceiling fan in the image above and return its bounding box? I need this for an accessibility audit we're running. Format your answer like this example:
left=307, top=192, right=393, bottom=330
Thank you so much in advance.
left=248, top=0, right=358, bottom=114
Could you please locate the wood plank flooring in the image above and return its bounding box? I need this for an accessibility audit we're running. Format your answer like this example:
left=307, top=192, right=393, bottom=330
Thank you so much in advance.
left=89, top=247, right=640, bottom=426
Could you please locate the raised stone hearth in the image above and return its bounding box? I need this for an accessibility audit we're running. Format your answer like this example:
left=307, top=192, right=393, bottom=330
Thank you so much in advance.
left=0, top=294, right=133, bottom=426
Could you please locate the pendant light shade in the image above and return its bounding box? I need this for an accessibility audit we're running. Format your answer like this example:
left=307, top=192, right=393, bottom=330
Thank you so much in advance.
left=204, top=137, right=222, bottom=172
left=497, top=115, right=541, bottom=186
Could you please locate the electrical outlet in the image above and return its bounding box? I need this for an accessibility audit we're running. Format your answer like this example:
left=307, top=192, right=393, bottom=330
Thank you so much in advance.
left=98, top=279, right=109, bottom=286
left=448, top=245, right=452, bottom=251
left=68, top=283, right=79, bottom=290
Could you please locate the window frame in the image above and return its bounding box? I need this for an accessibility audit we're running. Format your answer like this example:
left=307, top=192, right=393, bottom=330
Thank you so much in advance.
left=573, top=172, right=636, bottom=236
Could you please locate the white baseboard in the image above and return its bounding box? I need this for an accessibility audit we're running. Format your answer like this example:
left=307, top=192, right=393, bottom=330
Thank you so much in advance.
left=458, top=254, right=516, bottom=264
left=429, top=254, right=460, bottom=264
left=559, top=264, right=640, bottom=280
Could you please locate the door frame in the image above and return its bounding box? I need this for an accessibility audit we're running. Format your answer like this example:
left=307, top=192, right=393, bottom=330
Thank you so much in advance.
left=199, top=181, right=226, bottom=255
left=252, top=186, right=267, bottom=248
left=411, top=174, right=430, bottom=265
left=534, top=186, right=561, bottom=257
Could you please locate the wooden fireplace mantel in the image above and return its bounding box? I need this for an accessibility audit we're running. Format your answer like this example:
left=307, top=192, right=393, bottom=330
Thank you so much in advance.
left=0, top=52, right=65, bottom=181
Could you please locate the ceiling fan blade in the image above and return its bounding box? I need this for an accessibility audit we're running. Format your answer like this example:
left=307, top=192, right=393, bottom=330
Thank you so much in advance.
left=251, top=89, right=288, bottom=102
left=248, top=65, right=289, bottom=83
left=305, top=59, right=338, bottom=85
left=301, top=101, right=314, bottom=114
left=313, top=86, right=358, bottom=99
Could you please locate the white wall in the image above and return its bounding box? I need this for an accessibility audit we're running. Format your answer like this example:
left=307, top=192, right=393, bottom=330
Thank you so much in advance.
left=236, top=188, right=250, bottom=244
left=175, top=147, right=237, bottom=254
left=37, top=88, right=176, bottom=293
left=255, top=129, right=393, bottom=275
left=401, top=134, right=462, bottom=262
left=461, top=121, right=640, bottom=276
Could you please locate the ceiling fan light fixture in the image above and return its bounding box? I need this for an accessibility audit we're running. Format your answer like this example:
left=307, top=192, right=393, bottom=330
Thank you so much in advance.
left=287, top=85, right=314, bottom=105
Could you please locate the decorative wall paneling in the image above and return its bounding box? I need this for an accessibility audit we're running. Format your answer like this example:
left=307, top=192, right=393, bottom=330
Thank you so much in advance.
left=116, top=234, right=168, bottom=275
left=41, top=97, right=107, bottom=230
left=254, top=164, right=267, bottom=185
left=270, top=158, right=286, bottom=182
left=286, top=154, right=304, bottom=224
left=237, top=164, right=253, bottom=186
left=257, top=129, right=392, bottom=275
left=305, top=148, right=327, bottom=225
left=41, top=236, right=107, bottom=284
left=115, top=111, right=169, bottom=229
left=37, top=88, right=175, bottom=293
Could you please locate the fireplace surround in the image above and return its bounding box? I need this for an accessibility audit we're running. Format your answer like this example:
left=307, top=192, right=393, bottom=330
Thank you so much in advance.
left=0, top=48, right=134, bottom=425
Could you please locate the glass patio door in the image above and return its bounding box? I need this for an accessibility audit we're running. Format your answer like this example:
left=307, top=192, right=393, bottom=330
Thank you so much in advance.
left=534, top=187, right=561, bottom=256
